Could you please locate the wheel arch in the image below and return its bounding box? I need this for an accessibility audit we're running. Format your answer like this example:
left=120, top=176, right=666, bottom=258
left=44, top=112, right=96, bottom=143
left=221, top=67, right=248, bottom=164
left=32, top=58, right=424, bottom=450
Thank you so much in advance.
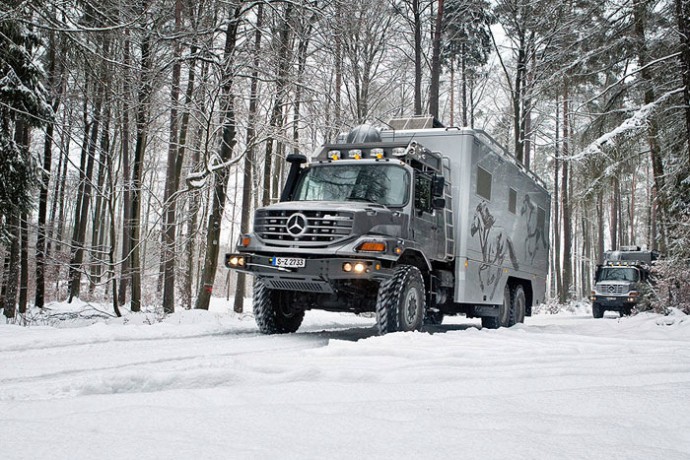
left=396, top=249, right=432, bottom=296
left=396, top=249, right=431, bottom=275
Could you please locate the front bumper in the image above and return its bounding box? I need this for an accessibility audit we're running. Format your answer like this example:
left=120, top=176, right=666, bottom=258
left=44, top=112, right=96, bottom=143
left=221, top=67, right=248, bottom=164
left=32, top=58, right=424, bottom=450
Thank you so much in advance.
left=591, top=295, right=637, bottom=310
left=225, top=253, right=394, bottom=294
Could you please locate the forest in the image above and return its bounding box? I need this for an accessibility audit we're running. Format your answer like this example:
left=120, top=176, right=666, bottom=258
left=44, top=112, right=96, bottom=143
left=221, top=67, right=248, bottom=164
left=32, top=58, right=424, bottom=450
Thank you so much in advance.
left=1, top=0, right=689, bottom=320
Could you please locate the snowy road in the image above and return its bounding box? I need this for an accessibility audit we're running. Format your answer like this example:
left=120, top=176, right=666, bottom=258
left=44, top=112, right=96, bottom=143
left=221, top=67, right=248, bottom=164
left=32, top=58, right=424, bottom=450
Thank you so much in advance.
left=1, top=305, right=690, bottom=459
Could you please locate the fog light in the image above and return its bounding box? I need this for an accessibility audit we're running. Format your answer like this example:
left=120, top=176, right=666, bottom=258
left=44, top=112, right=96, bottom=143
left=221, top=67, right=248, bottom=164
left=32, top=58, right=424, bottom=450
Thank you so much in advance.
left=354, top=263, right=366, bottom=273
left=343, top=262, right=353, bottom=272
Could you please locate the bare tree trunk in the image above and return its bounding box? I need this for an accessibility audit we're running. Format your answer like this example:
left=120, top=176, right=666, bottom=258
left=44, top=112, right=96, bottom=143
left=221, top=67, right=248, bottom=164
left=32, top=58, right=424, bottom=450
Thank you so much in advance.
left=429, top=0, right=444, bottom=120
left=46, top=110, right=69, bottom=258
left=161, top=0, right=184, bottom=315
left=89, top=109, right=110, bottom=294
left=560, top=88, right=572, bottom=303
left=677, top=0, right=690, bottom=161
left=634, top=1, right=666, bottom=253
left=35, top=26, right=63, bottom=308
left=553, top=96, right=562, bottom=299
left=195, top=8, right=241, bottom=310
left=596, top=190, right=605, bottom=263
left=413, top=0, right=423, bottom=115
left=610, top=175, right=619, bottom=250
left=19, top=213, right=28, bottom=314
left=234, top=3, right=264, bottom=314
left=3, top=212, right=20, bottom=319
left=68, top=74, right=104, bottom=302
left=262, top=4, right=293, bottom=207
left=118, top=34, right=132, bottom=307
left=333, top=2, right=342, bottom=139
left=130, top=31, right=154, bottom=312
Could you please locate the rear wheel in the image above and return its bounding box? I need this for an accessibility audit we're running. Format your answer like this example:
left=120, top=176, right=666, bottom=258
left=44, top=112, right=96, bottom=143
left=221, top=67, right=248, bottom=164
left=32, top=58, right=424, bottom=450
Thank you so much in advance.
left=253, top=280, right=305, bottom=334
left=482, top=284, right=512, bottom=329
left=510, top=285, right=526, bottom=325
left=376, top=265, right=425, bottom=334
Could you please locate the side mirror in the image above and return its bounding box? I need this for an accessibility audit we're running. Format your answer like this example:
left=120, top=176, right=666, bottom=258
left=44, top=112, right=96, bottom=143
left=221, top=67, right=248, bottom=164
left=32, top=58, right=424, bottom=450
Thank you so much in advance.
left=432, top=175, right=445, bottom=197
left=432, top=197, right=446, bottom=210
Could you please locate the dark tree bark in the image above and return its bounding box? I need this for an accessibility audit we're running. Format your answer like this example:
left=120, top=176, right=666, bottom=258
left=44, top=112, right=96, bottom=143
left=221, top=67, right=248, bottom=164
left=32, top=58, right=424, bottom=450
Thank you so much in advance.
left=195, top=7, right=242, bottom=310
left=553, top=96, right=562, bottom=299
left=130, top=30, right=154, bottom=312
left=89, top=108, right=110, bottom=294
left=413, top=0, right=423, bottom=115
left=560, top=88, right=572, bottom=303
left=35, top=26, right=63, bottom=308
left=68, top=74, right=103, bottom=302
left=3, top=212, right=20, bottom=319
left=262, top=4, right=293, bottom=207
left=429, top=0, right=444, bottom=120
left=19, top=213, right=28, bottom=314
left=234, top=3, right=264, bottom=314
left=677, top=0, right=690, bottom=161
left=161, top=0, right=184, bottom=314
left=634, top=1, right=666, bottom=253
left=118, top=34, right=132, bottom=307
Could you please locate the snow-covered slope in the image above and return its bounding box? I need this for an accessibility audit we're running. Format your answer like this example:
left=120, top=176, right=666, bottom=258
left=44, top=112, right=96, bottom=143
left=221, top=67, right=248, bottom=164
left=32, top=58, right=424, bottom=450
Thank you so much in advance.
left=1, top=302, right=689, bottom=459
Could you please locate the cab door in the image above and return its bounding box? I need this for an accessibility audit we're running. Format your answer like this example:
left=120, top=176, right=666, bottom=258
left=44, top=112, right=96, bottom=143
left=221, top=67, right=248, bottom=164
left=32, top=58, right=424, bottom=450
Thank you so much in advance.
left=412, top=171, right=445, bottom=260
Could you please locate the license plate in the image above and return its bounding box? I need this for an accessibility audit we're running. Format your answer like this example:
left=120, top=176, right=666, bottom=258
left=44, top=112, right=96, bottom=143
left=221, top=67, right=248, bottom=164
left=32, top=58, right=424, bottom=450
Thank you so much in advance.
left=606, top=297, right=616, bottom=301
left=271, top=257, right=305, bottom=268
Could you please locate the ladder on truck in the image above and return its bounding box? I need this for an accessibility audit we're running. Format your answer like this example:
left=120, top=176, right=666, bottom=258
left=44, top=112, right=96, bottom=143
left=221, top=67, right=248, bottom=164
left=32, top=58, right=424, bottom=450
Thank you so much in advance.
left=442, top=157, right=455, bottom=260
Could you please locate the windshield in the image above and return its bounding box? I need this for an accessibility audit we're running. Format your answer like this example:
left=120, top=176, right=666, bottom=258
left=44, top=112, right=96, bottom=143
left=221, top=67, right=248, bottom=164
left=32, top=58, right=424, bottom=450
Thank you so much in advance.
left=293, top=164, right=410, bottom=206
left=598, top=267, right=639, bottom=282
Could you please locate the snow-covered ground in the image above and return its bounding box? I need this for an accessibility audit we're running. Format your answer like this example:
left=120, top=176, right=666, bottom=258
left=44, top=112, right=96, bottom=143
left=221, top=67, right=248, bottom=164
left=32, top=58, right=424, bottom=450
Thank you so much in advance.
left=2, top=299, right=690, bottom=460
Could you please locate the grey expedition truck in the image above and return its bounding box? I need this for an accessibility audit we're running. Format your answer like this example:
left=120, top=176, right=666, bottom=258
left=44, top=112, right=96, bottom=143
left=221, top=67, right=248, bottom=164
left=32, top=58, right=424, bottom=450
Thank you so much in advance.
left=226, top=118, right=551, bottom=334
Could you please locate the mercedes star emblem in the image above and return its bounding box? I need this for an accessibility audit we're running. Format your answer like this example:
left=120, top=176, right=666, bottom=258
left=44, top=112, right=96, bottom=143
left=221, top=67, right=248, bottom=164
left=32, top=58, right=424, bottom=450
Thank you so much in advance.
left=286, top=213, right=308, bottom=237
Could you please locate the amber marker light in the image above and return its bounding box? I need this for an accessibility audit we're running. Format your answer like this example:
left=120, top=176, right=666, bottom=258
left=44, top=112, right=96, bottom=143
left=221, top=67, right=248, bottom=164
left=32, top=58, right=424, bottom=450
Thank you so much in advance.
left=357, top=241, right=387, bottom=252
left=240, top=236, right=251, bottom=247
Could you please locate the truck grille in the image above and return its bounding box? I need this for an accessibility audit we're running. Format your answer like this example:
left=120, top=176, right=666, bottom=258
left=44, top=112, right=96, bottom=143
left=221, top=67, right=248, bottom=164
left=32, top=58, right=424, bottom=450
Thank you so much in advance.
left=254, top=210, right=354, bottom=246
left=604, top=284, right=627, bottom=294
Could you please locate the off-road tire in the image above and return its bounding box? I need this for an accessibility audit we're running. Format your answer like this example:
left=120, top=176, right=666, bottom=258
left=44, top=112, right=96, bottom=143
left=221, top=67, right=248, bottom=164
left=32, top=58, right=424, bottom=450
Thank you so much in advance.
left=510, top=285, right=527, bottom=325
left=482, top=284, right=512, bottom=329
left=253, top=279, right=305, bottom=334
left=376, top=265, right=425, bottom=335
left=592, top=303, right=604, bottom=319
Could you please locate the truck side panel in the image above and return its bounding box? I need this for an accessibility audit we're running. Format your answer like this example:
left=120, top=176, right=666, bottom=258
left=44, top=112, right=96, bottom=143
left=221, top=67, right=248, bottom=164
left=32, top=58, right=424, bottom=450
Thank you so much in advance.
left=381, top=128, right=550, bottom=307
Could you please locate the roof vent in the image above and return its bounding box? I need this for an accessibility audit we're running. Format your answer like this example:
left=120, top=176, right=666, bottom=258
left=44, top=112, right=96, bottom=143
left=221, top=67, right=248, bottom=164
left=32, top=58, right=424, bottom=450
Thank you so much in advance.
left=346, top=124, right=382, bottom=143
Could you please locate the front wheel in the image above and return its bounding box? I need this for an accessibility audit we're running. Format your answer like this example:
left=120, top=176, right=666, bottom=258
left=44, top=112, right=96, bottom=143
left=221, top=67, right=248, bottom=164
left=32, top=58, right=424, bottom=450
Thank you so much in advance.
left=253, top=280, right=305, bottom=334
left=376, top=265, right=425, bottom=335
left=592, top=303, right=604, bottom=319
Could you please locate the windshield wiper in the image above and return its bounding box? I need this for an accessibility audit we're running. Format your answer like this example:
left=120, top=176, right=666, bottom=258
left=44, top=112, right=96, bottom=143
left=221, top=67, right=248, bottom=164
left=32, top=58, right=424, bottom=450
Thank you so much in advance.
left=346, top=196, right=377, bottom=203
left=346, top=197, right=389, bottom=209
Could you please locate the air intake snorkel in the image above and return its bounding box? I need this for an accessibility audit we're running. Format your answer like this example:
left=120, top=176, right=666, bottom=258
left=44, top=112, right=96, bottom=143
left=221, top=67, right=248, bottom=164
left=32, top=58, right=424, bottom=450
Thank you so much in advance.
left=280, top=153, right=307, bottom=202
